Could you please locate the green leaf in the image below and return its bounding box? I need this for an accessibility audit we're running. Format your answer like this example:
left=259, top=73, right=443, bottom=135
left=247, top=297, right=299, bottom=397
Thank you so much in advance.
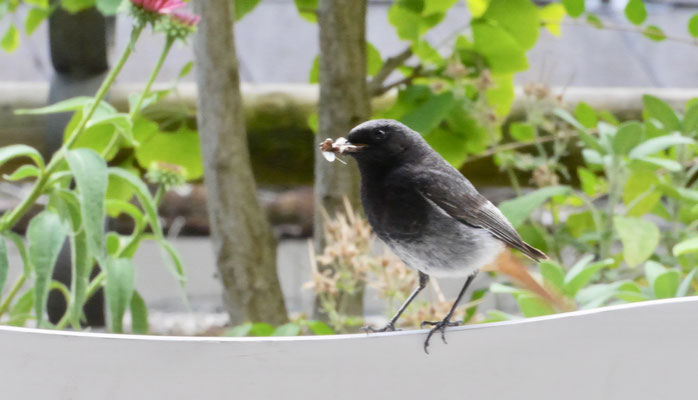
left=388, top=4, right=421, bottom=42
left=509, top=122, right=535, bottom=142
left=481, top=0, right=539, bottom=50
left=2, top=231, right=29, bottom=275
left=653, top=269, right=680, bottom=299
left=305, top=320, right=334, bottom=335
left=96, top=0, right=121, bottom=15
left=87, top=113, right=135, bottom=146
left=472, top=22, right=528, bottom=74
left=614, top=217, right=660, bottom=267
left=463, top=288, right=487, bottom=323
left=623, top=167, right=661, bottom=216
left=673, top=237, right=698, bottom=257
left=577, top=167, right=598, bottom=196
left=516, top=294, right=555, bottom=317
left=234, top=0, right=262, bottom=20
left=367, top=42, right=383, bottom=77
left=66, top=149, right=108, bottom=261
left=106, top=200, right=144, bottom=230
left=689, top=14, right=698, bottom=38
left=423, top=0, right=457, bottom=15
left=499, top=185, right=572, bottom=228
left=272, top=323, right=302, bottom=336
left=485, top=74, right=515, bottom=117
left=574, top=102, right=597, bottom=129
left=0, top=144, right=45, bottom=170
left=28, top=211, right=67, bottom=327
left=134, top=126, right=203, bottom=180
left=642, top=95, right=681, bottom=132
left=156, top=239, right=187, bottom=289
left=562, top=0, right=584, bottom=18
left=554, top=108, right=604, bottom=153
left=61, top=0, right=95, bottom=12
left=294, top=0, right=317, bottom=23
left=25, top=8, right=49, bottom=35
left=612, top=121, right=644, bottom=155
left=4, top=164, right=41, bottom=181
left=130, top=290, right=149, bottom=334
left=683, top=101, right=698, bottom=134
left=677, top=268, right=697, bottom=297
left=628, top=134, right=694, bottom=159
left=624, top=0, right=647, bottom=25
left=249, top=322, right=275, bottom=337
left=105, top=257, right=135, bottom=333
left=586, top=13, right=603, bottom=28
left=643, top=25, right=666, bottom=41
left=225, top=322, right=253, bottom=336
left=0, top=239, right=8, bottom=296
left=69, top=229, right=90, bottom=328
left=108, top=168, right=163, bottom=238
left=489, top=282, right=526, bottom=295
left=466, top=0, right=489, bottom=18
left=15, top=96, right=93, bottom=115
left=308, top=55, right=319, bottom=84
left=564, top=257, right=613, bottom=297
left=412, top=40, right=442, bottom=66
left=539, top=260, right=565, bottom=291
left=8, top=288, right=34, bottom=327
left=539, top=3, right=566, bottom=37
left=1, top=25, right=19, bottom=53
left=400, top=91, right=455, bottom=134
left=635, top=157, right=681, bottom=172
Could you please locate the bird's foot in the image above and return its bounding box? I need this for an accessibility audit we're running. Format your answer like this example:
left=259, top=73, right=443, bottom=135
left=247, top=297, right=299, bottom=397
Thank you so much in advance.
left=360, top=322, right=400, bottom=334
left=420, top=318, right=460, bottom=354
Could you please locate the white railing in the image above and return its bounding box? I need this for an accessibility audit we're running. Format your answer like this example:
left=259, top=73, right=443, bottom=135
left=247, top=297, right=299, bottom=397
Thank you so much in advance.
left=0, top=297, right=696, bottom=399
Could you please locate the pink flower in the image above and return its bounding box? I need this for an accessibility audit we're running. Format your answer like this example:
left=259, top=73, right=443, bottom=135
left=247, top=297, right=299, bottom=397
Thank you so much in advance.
left=130, top=0, right=185, bottom=14
left=172, top=12, right=201, bottom=27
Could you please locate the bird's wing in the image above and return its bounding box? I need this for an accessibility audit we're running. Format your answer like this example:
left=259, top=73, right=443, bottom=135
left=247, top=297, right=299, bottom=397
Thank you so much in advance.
left=415, top=167, right=546, bottom=262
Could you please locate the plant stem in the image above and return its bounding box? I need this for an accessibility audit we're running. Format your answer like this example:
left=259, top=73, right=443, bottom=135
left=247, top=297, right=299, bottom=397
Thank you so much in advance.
left=0, top=275, right=26, bottom=316
left=0, top=23, right=144, bottom=233
left=130, top=36, right=175, bottom=118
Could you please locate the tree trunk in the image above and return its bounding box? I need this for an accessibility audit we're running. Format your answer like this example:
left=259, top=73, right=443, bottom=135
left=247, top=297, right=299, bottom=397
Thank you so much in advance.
left=314, top=0, right=370, bottom=318
left=193, top=0, right=288, bottom=325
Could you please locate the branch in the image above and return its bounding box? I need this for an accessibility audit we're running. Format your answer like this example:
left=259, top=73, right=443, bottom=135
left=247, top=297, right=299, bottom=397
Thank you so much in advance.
left=372, top=65, right=424, bottom=97
left=541, top=19, right=698, bottom=46
left=368, top=47, right=412, bottom=96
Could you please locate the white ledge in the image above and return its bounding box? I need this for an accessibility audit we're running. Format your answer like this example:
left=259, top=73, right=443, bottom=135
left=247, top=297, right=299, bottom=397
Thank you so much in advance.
left=0, top=297, right=697, bottom=399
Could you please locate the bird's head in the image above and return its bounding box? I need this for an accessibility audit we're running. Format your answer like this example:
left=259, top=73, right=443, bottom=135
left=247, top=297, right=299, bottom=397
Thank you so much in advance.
left=345, top=119, right=427, bottom=167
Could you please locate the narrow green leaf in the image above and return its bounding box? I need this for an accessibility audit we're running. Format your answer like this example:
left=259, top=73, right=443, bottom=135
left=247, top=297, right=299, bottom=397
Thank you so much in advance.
left=624, top=0, right=647, bottom=25
left=614, top=217, right=660, bottom=267
left=157, top=239, right=187, bottom=289
left=108, top=168, right=163, bottom=238
left=8, top=288, right=34, bottom=327
left=272, top=323, right=302, bottom=336
left=673, top=237, right=698, bottom=257
left=0, top=144, right=45, bottom=170
left=539, top=260, right=565, bottom=291
left=224, top=322, right=252, bottom=337
left=612, top=122, right=644, bottom=155
left=130, top=290, right=149, bottom=334
left=628, top=134, right=694, bottom=159
left=15, top=96, right=93, bottom=115
left=499, top=185, right=572, bottom=228
left=677, top=268, right=697, bottom=297
left=0, top=239, right=8, bottom=296
left=4, top=164, right=41, bottom=181
left=564, top=257, right=613, bottom=297
left=105, top=257, right=135, bottom=333
left=1, top=25, right=19, bottom=53
left=2, top=232, right=29, bottom=275
left=69, top=229, right=90, bottom=327
left=643, top=25, right=666, bottom=41
left=66, top=149, right=108, bottom=262
left=28, top=211, right=67, bottom=327
left=635, top=157, right=681, bottom=172
left=554, top=108, right=604, bottom=153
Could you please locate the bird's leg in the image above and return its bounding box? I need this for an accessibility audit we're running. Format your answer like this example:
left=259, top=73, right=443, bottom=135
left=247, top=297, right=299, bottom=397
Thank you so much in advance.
left=421, top=271, right=478, bottom=354
left=362, top=272, right=429, bottom=333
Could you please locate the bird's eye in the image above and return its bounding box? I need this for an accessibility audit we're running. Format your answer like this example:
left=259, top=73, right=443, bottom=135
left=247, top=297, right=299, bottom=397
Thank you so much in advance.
left=374, top=129, right=387, bottom=140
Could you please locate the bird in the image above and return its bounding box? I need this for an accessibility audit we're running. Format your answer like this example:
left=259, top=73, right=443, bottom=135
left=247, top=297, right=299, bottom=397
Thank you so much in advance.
left=338, top=119, right=546, bottom=353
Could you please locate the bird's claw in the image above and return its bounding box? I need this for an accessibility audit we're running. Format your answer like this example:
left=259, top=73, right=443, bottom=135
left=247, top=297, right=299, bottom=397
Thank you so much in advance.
left=421, top=318, right=460, bottom=354
left=361, top=322, right=400, bottom=334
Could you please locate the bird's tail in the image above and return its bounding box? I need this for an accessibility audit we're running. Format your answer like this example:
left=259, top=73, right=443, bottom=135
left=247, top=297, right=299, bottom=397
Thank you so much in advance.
left=520, top=241, right=547, bottom=262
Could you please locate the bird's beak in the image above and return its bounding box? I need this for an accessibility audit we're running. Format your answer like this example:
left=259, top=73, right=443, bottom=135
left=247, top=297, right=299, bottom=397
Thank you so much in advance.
left=343, top=142, right=366, bottom=153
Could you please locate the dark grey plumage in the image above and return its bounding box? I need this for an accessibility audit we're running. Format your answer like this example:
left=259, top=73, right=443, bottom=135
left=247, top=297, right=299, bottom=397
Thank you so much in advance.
left=342, top=119, right=545, bottom=352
